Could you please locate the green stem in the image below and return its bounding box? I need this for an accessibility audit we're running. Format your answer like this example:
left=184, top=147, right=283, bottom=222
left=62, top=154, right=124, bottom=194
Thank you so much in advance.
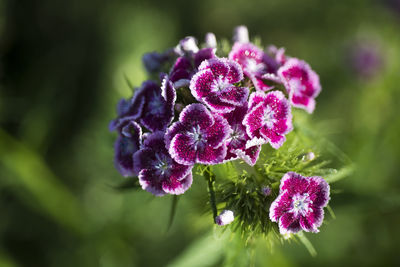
left=204, top=165, right=218, bottom=222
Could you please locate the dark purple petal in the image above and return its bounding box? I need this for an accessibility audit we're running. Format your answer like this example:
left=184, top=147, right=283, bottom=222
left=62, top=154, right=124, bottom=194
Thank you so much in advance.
left=162, top=172, right=193, bottom=195
left=190, top=69, right=215, bottom=99
left=308, top=176, right=330, bottom=208
left=269, top=191, right=293, bottom=222
left=204, top=115, right=231, bottom=148
left=178, top=103, right=214, bottom=130
left=194, top=48, right=216, bottom=68
left=142, top=52, right=167, bottom=73
left=279, top=172, right=309, bottom=195
left=133, top=148, right=156, bottom=174
left=279, top=212, right=301, bottom=234
left=259, top=128, right=286, bottom=149
left=138, top=169, right=166, bottom=196
left=299, top=208, right=324, bottom=233
left=204, top=94, right=236, bottom=113
left=222, top=58, right=244, bottom=84
left=121, top=121, right=142, bottom=139
left=197, top=143, right=227, bottom=165
left=198, top=58, right=229, bottom=77
left=219, top=86, right=249, bottom=106
left=115, top=135, right=140, bottom=177
left=243, top=103, right=265, bottom=139
left=169, top=134, right=197, bottom=166
left=165, top=122, right=187, bottom=150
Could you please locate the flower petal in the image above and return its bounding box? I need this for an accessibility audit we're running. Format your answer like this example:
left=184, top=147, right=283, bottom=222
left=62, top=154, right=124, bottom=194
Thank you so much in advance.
left=219, top=86, right=249, bottom=106
left=196, top=143, right=227, bottom=165
left=190, top=69, right=215, bottom=99
left=138, top=169, right=166, bottom=197
left=169, top=133, right=197, bottom=166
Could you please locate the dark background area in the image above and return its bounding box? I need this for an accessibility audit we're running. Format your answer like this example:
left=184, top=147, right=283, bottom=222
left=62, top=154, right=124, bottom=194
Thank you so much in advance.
left=1, top=0, right=400, bottom=266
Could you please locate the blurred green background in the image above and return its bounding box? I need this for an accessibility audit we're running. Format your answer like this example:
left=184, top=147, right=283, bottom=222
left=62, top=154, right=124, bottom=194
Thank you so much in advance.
left=1, top=0, right=400, bottom=266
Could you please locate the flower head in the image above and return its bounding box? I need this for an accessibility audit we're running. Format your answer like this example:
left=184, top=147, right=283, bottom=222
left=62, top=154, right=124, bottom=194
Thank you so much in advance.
left=278, top=58, right=321, bottom=113
left=223, top=105, right=261, bottom=165
left=215, top=210, right=235, bottom=226
left=166, top=103, right=231, bottom=166
left=269, top=172, right=330, bottom=234
left=243, top=91, right=292, bottom=149
left=114, top=121, right=142, bottom=177
left=229, top=42, right=278, bottom=91
left=190, top=58, right=248, bottom=113
left=133, top=131, right=193, bottom=196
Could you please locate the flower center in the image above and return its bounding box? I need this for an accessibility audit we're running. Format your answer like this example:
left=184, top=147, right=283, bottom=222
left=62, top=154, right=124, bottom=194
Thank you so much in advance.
left=148, top=92, right=165, bottom=115
left=290, top=193, right=313, bottom=216
left=154, top=153, right=170, bottom=176
left=263, top=106, right=276, bottom=128
left=227, top=125, right=245, bottom=148
left=214, top=75, right=230, bottom=92
left=246, top=58, right=265, bottom=73
left=187, top=125, right=205, bottom=150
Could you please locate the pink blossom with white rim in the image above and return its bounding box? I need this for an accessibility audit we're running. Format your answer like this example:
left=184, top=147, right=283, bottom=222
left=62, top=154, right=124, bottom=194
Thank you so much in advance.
left=269, top=172, right=330, bottom=234
left=243, top=91, right=293, bottom=149
left=229, top=42, right=278, bottom=91
left=190, top=58, right=249, bottom=114
left=278, top=58, right=321, bottom=114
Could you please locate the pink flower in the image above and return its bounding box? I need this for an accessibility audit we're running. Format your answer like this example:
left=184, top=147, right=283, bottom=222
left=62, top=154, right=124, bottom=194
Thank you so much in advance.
left=269, top=172, right=330, bottom=234
left=229, top=42, right=279, bottom=91
left=165, top=104, right=231, bottom=165
left=278, top=58, right=321, bottom=113
left=190, top=58, right=248, bottom=113
left=243, top=91, right=292, bottom=149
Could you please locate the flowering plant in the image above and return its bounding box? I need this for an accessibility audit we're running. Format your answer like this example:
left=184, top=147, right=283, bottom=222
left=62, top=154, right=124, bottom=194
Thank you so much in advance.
left=110, top=26, right=350, bottom=252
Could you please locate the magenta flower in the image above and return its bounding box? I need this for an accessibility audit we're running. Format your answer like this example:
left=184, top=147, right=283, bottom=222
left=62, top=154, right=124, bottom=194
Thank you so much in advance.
left=243, top=91, right=292, bottom=149
left=277, top=58, right=321, bottom=113
left=114, top=121, right=142, bottom=177
left=133, top=131, right=193, bottom=196
left=223, top=105, right=261, bottom=166
left=190, top=58, right=249, bottom=113
left=166, top=103, right=231, bottom=166
left=229, top=42, right=279, bottom=91
left=269, top=172, right=330, bottom=234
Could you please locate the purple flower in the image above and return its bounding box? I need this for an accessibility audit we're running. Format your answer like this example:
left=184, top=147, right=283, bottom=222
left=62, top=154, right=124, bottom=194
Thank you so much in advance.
left=166, top=103, right=231, bottom=166
left=133, top=131, right=193, bottom=196
left=269, top=172, right=330, bottom=234
left=243, top=91, right=292, bottom=149
left=169, top=37, right=216, bottom=89
left=114, top=121, right=142, bottom=177
left=277, top=58, right=321, bottom=114
left=229, top=42, right=279, bottom=92
left=215, top=210, right=234, bottom=226
left=128, top=78, right=176, bottom=132
left=223, top=105, right=261, bottom=166
left=190, top=58, right=248, bottom=113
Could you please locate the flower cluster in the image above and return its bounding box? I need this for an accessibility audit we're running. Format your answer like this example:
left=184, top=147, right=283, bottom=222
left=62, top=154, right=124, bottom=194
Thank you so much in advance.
left=110, top=26, right=331, bottom=235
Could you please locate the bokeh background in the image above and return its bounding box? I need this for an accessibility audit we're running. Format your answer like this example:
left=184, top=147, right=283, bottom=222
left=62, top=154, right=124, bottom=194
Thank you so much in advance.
left=1, top=0, right=400, bottom=266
